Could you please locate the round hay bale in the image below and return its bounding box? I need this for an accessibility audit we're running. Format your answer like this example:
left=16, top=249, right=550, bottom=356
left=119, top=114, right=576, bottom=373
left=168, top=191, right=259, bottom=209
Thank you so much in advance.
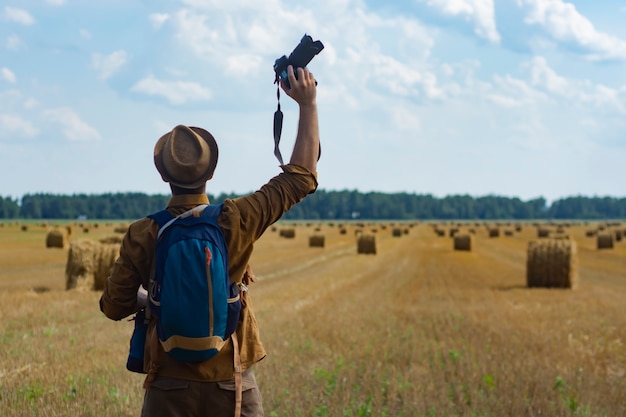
left=93, top=243, right=121, bottom=291
left=357, top=234, right=376, bottom=255
left=65, top=225, right=73, bottom=236
left=65, top=239, right=121, bottom=291
left=392, top=228, right=403, bottom=237
left=21, top=225, right=28, bottom=232
left=526, top=239, right=578, bottom=289
left=488, top=228, right=500, bottom=238
left=114, top=224, right=130, bottom=234
left=46, top=228, right=69, bottom=249
left=504, top=230, right=514, bottom=237
left=279, top=228, right=296, bottom=239
left=537, top=228, right=550, bottom=238
left=339, top=228, right=347, bottom=235
left=453, top=235, right=473, bottom=251
left=597, top=233, right=614, bottom=250
left=308, top=235, right=325, bottom=248
left=449, top=228, right=459, bottom=238
left=65, top=239, right=98, bottom=290
left=615, top=230, right=623, bottom=242
left=99, top=235, right=123, bottom=244
left=585, top=230, right=596, bottom=237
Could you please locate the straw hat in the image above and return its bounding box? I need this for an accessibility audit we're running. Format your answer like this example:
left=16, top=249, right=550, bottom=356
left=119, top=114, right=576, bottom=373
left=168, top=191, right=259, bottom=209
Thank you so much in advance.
left=154, top=125, right=218, bottom=188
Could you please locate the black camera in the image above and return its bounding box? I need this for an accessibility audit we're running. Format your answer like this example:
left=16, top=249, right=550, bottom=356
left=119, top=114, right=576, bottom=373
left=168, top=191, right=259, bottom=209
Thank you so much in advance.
left=274, top=34, right=324, bottom=89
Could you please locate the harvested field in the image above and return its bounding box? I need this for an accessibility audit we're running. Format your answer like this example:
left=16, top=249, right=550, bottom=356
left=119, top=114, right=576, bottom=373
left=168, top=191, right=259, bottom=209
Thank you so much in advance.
left=0, top=220, right=624, bottom=416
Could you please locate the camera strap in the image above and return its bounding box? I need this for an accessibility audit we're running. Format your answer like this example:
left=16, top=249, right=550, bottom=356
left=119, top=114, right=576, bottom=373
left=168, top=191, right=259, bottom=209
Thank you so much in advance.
left=273, top=75, right=321, bottom=166
left=273, top=80, right=285, bottom=165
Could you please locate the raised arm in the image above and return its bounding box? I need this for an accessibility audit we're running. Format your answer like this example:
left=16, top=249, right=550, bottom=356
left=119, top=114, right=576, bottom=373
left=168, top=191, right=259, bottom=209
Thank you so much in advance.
left=281, top=65, right=320, bottom=172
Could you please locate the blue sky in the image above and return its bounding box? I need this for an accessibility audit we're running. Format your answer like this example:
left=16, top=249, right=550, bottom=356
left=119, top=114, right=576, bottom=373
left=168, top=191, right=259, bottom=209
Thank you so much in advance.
left=1, top=0, right=625, bottom=203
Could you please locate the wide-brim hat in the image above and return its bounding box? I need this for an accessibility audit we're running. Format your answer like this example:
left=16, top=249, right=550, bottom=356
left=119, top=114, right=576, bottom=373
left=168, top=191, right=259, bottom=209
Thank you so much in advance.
left=154, top=125, right=218, bottom=188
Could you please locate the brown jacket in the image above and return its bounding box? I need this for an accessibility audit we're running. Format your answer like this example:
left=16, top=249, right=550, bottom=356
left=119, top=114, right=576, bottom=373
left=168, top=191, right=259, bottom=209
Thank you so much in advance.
left=99, top=164, right=317, bottom=381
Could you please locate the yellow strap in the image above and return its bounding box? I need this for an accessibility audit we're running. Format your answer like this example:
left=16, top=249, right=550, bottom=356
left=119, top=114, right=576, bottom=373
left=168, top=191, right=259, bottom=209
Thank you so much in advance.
left=232, top=332, right=242, bottom=417
left=160, top=334, right=226, bottom=353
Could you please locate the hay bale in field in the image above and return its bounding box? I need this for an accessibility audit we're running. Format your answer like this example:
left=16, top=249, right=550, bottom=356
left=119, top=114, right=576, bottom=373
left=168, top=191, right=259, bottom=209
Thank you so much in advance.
left=392, top=228, right=403, bottom=237
left=453, top=234, right=473, bottom=251
left=93, top=243, right=121, bottom=291
left=99, top=235, right=123, bottom=244
left=114, top=224, right=129, bottom=234
left=21, top=225, right=28, bottom=232
left=357, top=234, right=376, bottom=254
left=65, top=239, right=98, bottom=290
left=615, top=230, right=623, bottom=242
left=449, top=228, right=459, bottom=238
left=46, top=227, right=69, bottom=249
left=279, top=228, right=296, bottom=238
left=65, top=225, right=73, bottom=236
left=585, top=230, right=596, bottom=237
left=339, top=228, right=347, bottom=235
left=537, top=228, right=550, bottom=238
left=526, top=239, right=578, bottom=289
left=504, top=230, right=514, bottom=237
left=434, top=228, right=445, bottom=237
left=488, top=228, right=500, bottom=238
left=308, top=235, right=325, bottom=248
left=596, top=233, right=614, bottom=250
left=65, top=239, right=120, bottom=291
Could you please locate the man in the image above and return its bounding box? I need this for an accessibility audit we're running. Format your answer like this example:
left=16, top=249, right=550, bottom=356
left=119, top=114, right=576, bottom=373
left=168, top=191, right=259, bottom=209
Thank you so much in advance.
left=99, top=65, right=319, bottom=417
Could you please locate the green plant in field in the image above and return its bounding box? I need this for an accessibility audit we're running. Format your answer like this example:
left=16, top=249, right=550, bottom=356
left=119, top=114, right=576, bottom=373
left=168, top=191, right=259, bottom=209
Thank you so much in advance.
left=553, top=375, right=589, bottom=416
left=313, top=358, right=345, bottom=397
left=20, top=382, right=45, bottom=402
left=352, top=395, right=373, bottom=417
left=448, top=349, right=460, bottom=363
left=482, top=374, right=495, bottom=391
left=314, top=405, right=330, bottom=417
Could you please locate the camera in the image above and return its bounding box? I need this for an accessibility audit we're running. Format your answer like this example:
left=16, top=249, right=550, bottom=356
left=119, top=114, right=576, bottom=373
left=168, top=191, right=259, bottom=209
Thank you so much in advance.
left=274, top=34, right=324, bottom=89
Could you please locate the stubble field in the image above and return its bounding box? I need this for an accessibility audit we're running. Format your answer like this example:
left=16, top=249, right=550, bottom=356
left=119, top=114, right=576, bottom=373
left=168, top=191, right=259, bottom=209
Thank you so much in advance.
left=0, top=220, right=624, bottom=417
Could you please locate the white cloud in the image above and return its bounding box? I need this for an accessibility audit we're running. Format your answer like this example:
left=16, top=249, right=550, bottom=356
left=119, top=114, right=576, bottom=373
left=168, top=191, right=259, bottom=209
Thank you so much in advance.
left=6, top=34, right=24, bottom=50
left=526, top=56, right=569, bottom=95
left=0, top=114, right=39, bottom=137
left=226, top=54, right=263, bottom=76
left=46, top=0, right=66, bottom=5
left=487, top=74, right=548, bottom=108
left=3, top=7, right=35, bottom=25
left=80, top=29, right=92, bottom=39
left=149, top=13, right=170, bottom=29
left=130, top=75, right=212, bottom=105
left=423, top=0, right=500, bottom=43
left=91, top=50, right=128, bottom=80
left=523, top=56, right=626, bottom=114
left=518, top=0, right=626, bottom=61
left=44, top=108, right=100, bottom=141
left=1, top=67, right=16, bottom=83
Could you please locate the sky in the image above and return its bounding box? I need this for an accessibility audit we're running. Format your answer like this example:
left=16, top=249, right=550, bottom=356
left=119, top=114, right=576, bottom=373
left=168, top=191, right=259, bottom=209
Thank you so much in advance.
left=1, top=0, right=625, bottom=204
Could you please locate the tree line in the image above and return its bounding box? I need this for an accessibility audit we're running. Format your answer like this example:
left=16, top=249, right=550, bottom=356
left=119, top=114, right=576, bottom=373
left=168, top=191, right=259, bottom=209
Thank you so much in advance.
left=0, top=191, right=625, bottom=221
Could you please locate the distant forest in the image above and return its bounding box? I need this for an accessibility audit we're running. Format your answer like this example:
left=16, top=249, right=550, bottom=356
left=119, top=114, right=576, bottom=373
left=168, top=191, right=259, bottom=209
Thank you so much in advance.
left=1, top=191, right=625, bottom=221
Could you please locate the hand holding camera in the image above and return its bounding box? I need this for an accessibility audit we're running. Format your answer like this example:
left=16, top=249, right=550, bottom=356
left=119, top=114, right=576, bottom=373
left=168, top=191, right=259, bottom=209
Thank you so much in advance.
left=272, top=34, right=324, bottom=165
left=274, top=34, right=324, bottom=89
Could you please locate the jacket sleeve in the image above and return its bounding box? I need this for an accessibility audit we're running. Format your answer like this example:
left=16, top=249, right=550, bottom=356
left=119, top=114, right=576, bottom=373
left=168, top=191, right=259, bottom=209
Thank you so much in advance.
left=219, top=164, right=318, bottom=283
left=99, top=217, right=157, bottom=321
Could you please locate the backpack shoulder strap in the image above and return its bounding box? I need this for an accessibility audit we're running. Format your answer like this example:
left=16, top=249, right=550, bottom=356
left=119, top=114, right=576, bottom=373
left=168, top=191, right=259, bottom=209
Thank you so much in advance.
left=147, top=209, right=174, bottom=228
left=200, top=203, right=224, bottom=220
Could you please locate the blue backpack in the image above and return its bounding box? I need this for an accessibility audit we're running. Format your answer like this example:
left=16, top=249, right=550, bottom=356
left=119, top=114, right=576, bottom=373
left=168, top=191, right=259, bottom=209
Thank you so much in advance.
left=146, top=204, right=241, bottom=363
